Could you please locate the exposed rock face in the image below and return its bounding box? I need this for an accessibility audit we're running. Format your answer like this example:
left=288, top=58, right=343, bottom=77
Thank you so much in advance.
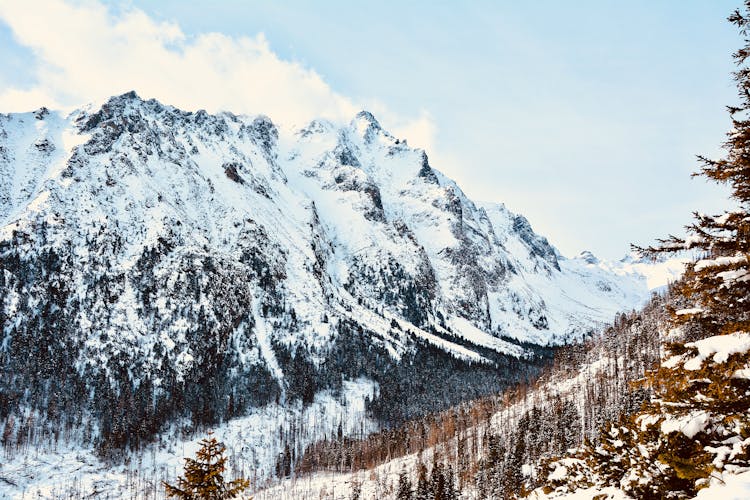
left=0, top=92, right=649, bottom=444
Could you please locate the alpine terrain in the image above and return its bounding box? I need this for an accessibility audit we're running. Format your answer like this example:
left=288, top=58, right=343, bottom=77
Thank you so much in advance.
left=0, top=92, right=665, bottom=496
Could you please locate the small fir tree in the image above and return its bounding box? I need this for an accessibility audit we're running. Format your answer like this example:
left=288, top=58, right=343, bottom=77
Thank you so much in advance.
left=349, top=478, right=362, bottom=500
left=164, top=432, right=250, bottom=499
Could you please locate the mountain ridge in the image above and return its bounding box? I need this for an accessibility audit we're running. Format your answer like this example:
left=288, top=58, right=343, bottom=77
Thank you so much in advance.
left=0, top=91, right=687, bottom=496
left=1, top=91, right=654, bottom=349
left=0, top=90, right=675, bottom=471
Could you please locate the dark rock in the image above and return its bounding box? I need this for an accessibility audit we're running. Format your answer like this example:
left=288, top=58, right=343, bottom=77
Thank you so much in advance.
left=223, top=162, right=245, bottom=184
left=513, top=215, right=560, bottom=270
left=34, top=107, right=49, bottom=120
left=418, top=151, right=439, bottom=184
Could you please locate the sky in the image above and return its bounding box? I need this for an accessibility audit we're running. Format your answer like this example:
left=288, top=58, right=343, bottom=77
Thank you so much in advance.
left=0, top=0, right=739, bottom=259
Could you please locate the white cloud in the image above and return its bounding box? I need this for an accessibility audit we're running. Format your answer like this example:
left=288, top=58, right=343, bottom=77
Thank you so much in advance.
left=389, top=110, right=438, bottom=153
left=0, top=87, right=58, bottom=113
left=0, top=0, right=435, bottom=141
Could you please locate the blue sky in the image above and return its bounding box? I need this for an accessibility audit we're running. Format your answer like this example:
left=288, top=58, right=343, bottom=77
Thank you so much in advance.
left=0, top=1, right=739, bottom=259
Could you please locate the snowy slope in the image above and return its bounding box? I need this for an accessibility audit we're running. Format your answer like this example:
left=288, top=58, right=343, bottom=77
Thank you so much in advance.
left=530, top=473, right=750, bottom=500
left=610, top=251, right=690, bottom=291
left=0, top=92, right=657, bottom=369
left=0, top=92, right=680, bottom=497
left=0, top=379, right=379, bottom=498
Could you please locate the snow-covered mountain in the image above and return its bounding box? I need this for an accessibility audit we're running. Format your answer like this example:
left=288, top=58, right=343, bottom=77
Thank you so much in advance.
left=0, top=92, right=668, bottom=454
left=0, top=91, right=691, bottom=497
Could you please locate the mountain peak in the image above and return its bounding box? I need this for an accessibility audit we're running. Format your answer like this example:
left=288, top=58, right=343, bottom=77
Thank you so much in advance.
left=351, top=110, right=384, bottom=143
left=117, top=90, right=140, bottom=101
left=576, top=250, right=600, bottom=265
left=102, top=90, right=145, bottom=110
left=78, top=90, right=147, bottom=132
left=353, top=110, right=381, bottom=128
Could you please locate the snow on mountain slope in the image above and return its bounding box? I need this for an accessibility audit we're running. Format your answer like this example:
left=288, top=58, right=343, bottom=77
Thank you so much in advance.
left=0, top=92, right=681, bottom=497
left=611, top=251, right=690, bottom=291
left=0, top=378, right=379, bottom=498
left=277, top=109, right=655, bottom=346
left=531, top=472, right=750, bottom=500
left=0, top=92, right=654, bottom=363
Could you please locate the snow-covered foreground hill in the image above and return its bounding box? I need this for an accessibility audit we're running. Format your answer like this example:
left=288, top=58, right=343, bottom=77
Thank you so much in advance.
left=299, top=444, right=747, bottom=500
left=252, top=300, right=750, bottom=500
left=1, top=379, right=378, bottom=498
left=0, top=92, right=685, bottom=497
left=531, top=475, right=750, bottom=500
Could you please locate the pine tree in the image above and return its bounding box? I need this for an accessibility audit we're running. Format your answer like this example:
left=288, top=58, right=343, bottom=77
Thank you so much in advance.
left=397, top=467, right=414, bottom=499
left=430, top=459, right=446, bottom=500
left=624, top=2, right=750, bottom=495
left=479, top=430, right=508, bottom=499
left=415, top=461, right=430, bottom=500
left=443, top=464, right=457, bottom=500
left=540, top=3, right=750, bottom=498
left=637, top=5, right=750, bottom=337
left=579, top=3, right=750, bottom=497
left=349, top=478, right=362, bottom=500
left=164, top=432, right=251, bottom=500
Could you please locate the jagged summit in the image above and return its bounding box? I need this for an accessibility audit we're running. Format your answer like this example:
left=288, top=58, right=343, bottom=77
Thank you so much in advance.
left=349, top=109, right=389, bottom=146
left=0, top=94, right=651, bottom=349
left=0, top=93, right=666, bottom=493
left=353, top=109, right=381, bottom=127
left=118, top=89, right=139, bottom=100
left=576, top=250, right=600, bottom=265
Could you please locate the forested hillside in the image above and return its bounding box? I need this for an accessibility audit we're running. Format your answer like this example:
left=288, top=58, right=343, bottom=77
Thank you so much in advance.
left=253, top=290, right=670, bottom=498
left=258, top=4, right=750, bottom=498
